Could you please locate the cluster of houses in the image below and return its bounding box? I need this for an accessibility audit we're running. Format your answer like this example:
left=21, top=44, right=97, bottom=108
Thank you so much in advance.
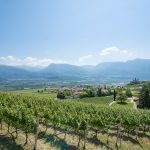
left=48, top=86, right=85, bottom=98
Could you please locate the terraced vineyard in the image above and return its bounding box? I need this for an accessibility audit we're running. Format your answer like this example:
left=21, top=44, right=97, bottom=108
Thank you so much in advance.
left=0, top=92, right=150, bottom=149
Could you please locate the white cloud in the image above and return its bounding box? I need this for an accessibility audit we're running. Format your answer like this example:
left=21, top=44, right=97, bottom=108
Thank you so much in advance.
left=99, top=46, right=132, bottom=56
left=99, top=46, right=135, bottom=62
left=122, top=50, right=128, bottom=54
left=100, top=46, right=120, bottom=56
left=78, top=54, right=93, bottom=63
left=0, top=56, right=67, bottom=67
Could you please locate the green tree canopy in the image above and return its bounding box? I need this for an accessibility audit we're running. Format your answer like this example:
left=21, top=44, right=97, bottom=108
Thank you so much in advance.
left=117, top=92, right=127, bottom=103
left=126, top=89, right=132, bottom=97
left=138, top=84, right=150, bottom=109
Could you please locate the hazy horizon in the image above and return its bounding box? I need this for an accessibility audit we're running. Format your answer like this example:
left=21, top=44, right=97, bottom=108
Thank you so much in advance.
left=0, top=57, right=149, bottom=68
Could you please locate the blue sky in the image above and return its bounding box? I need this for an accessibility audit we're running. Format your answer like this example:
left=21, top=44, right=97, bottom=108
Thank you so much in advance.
left=0, top=0, right=150, bottom=67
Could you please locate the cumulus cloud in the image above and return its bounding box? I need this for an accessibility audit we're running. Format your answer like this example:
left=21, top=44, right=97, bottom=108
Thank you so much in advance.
left=0, top=56, right=67, bottom=67
left=100, top=46, right=121, bottom=56
left=99, top=46, right=133, bottom=57
left=99, top=46, right=134, bottom=62
left=78, top=54, right=93, bottom=63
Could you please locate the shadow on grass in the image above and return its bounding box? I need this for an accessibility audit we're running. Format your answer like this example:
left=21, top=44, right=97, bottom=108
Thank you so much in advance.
left=39, top=124, right=149, bottom=149
left=0, top=135, right=23, bottom=150
left=117, top=102, right=128, bottom=105
left=109, top=132, right=143, bottom=148
left=86, top=136, right=113, bottom=150
left=42, top=123, right=76, bottom=136
left=135, top=132, right=150, bottom=140
left=41, top=125, right=113, bottom=149
left=38, top=131, right=77, bottom=150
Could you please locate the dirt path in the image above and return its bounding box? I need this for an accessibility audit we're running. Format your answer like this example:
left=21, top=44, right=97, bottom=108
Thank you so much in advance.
left=132, top=98, right=137, bottom=109
left=109, top=101, right=116, bottom=106
left=128, top=97, right=137, bottom=109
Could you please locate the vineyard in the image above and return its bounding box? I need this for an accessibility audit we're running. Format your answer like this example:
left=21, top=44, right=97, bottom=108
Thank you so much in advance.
left=0, top=92, right=150, bottom=149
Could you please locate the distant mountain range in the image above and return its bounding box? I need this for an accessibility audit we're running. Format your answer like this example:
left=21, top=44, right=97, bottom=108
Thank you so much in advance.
left=0, top=59, right=150, bottom=83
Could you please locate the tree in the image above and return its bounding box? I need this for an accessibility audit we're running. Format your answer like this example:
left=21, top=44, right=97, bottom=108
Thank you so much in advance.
left=104, top=85, right=107, bottom=90
left=57, top=92, right=65, bottom=99
left=63, top=90, right=72, bottom=97
left=117, top=92, right=127, bottom=103
left=97, top=88, right=102, bottom=97
left=80, top=91, right=88, bottom=98
left=113, top=90, right=117, bottom=101
left=126, top=89, right=132, bottom=97
left=107, top=88, right=112, bottom=95
left=138, top=84, right=150, bottom=109
left=87, top=89, right=95, bottom=97
left=101, top=90, right=109, bottom=96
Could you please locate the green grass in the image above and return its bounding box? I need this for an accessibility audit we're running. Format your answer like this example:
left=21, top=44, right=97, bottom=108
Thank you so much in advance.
left=112, top=100, right=134, bottom=108
left=10, top=89, right=57, bottom=99
left=132, top=90, right=140, bottom=97
left=125, top=83, right=143, bottom=88
left=68, top=96, right=113, bottom=105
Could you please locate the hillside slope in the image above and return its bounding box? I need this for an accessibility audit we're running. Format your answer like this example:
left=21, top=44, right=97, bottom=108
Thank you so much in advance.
left=0, top=59, right=150, bottom=82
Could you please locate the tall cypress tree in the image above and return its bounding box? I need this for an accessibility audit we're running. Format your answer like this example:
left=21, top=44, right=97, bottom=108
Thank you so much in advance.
left=97, top=88, right=102, bottom=97
left=138, top=84, right=150, bottom=109
left=113, top=89, right=117, bottom=101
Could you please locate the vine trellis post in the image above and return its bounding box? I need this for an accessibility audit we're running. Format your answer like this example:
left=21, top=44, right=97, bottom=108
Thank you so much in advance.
left=34, top=114, right=40, bottom=150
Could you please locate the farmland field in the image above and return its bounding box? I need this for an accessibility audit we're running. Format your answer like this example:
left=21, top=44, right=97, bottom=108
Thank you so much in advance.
left=10, top=89, right=113, bottom=105
left=73, top=96, right=113, bottom=105
left=112, top=100, right=134, bottom=109
left=11, top=89, right=57, bottom=99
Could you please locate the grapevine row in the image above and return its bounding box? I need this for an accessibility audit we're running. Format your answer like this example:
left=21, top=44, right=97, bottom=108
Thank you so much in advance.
left=0, top=92, right=150, bottom=149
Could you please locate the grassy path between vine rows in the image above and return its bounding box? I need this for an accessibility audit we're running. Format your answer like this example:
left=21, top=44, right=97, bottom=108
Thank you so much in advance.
left=111, top=98, right=137, bottom=109
left=129, top=97, right=138, bottom=109
left=0, top=122, right=150, bottom=150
